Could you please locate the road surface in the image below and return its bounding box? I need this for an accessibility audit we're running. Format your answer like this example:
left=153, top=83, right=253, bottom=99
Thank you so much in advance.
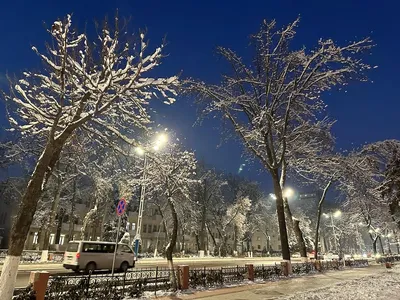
left=1, top=257, right=300, bottom=288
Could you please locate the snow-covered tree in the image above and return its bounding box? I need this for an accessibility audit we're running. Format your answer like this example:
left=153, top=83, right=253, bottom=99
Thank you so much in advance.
left=191, top=165, right=227, bottom=252
left=143, top=140, right=196, bottom=289
left=187, top=17, right=374, bottom=262
left=0, top=14, right=178, bottom=298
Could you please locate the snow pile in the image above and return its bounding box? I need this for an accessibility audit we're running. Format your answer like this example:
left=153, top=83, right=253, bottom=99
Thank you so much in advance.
left=283, top=267, right=400, bottom=300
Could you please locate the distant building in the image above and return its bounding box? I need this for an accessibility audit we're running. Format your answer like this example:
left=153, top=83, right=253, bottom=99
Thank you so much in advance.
left=292, top=191, right=321, bottom=216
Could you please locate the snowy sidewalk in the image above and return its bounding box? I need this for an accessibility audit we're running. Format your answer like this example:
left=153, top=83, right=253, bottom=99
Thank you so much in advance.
left=157, top=265, right=399, bottom=300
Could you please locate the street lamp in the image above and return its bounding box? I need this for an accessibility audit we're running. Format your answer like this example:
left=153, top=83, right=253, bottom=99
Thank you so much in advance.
left=133, top=133, right=168, bottom=258
left=269, top=187, right=295, bottom=200
left=283, top=188, right=294, bottom=198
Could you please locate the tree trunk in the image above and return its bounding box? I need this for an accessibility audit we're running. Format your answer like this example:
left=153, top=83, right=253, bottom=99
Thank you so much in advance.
left=293, top=219, right=307, bottom=260
left=370, top=234, right=377, bottom=255
left=314, top=181, right=332, bottom=259
left=165, top=195, right=178, bottom=290
left=199, top=181, right=208, bottom=250
left=233, top=226, right=238, bottom=253
left=181, top=229, right=185, bottom=252
left=283, top=196, right=306, bottom=260
left=0, top=141, right=63, bottom=300
left=271, top=169, right=291, bottom=261
left=206, top=224, right=217, bottom=249
left=68, top=175, right=77, bottom=242
left=378, top=236, right=384, bottom=254
left=195, top=234, right=200, bottom=251
left=42, top=176, right=63, bottom=251
left=54, top=210, right=64, bottom=245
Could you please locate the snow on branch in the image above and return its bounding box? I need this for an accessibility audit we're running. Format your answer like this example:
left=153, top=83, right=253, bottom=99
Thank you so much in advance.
left=186, top=18, right=374, bottom=171
left=6, top=14, right=179, bottom=150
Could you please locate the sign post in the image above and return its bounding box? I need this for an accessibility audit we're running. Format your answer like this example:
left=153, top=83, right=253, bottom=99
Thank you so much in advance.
left=112, top=198, right=126, bottom=276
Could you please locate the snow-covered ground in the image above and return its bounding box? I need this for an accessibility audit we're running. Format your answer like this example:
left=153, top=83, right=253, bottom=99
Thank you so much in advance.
left=283, top=266, right=400, bottom=300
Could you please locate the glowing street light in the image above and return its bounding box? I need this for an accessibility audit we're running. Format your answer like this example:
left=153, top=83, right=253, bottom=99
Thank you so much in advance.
left=333, top=210, right=342, bottom=218
left=283, top=188, right=294, bottom=198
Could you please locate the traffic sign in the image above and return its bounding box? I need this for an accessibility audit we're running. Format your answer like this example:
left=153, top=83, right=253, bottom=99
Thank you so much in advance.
left=116, top=198, right=127, bottom=216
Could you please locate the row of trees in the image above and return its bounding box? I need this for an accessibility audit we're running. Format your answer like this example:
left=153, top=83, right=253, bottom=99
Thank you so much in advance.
left=0, top=13, right=399, bottom=298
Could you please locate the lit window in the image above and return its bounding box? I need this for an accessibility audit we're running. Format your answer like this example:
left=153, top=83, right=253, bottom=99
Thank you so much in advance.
left=59, top=234, right=65, bottom=245
left=33, top=232, right=39, bottom=244
left=49, top=234, right=55, bottom=245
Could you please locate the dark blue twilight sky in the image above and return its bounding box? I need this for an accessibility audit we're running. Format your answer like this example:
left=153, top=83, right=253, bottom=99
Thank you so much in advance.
left=0, top=0, right=399, bottom=193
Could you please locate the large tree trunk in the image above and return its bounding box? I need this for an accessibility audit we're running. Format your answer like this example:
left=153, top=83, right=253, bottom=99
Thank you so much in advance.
left=283, top=196, right=307, bottom=261
left=0, top=141, right=63, bottom=300
left=369, top=233, right=377, bottom=255
left=314, top=181, right=332, bottom=259
left=165, top=195, right=178, bottom=290
left=293, top=219, right=307, bottom=260
left=271, top=169, right=291, bottom=261
left=206, top=224, right=217, bottom=250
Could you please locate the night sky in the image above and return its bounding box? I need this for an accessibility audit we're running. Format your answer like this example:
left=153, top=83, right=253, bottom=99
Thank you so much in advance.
left=0, top=0, right=399, bottom=194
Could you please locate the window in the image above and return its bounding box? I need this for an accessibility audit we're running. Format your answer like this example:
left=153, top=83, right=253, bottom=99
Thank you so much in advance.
left=59, top=234, right=65, bottom=245
left=257, top=237, right=261, bottom=241
left=49, top=234, right=55, bottom=245
left=257, top=245, right=261, bottom=250
left=33, top=232, right=39, bottom=244
left=153, top=225, right=157, bottom=233
left=126, top=222, right=130, bottom=231
left=148, top=225, right=152, bottom=233
left=143, top=225, right=147, bottom=233
left=82, top=243, right=115, bottom=253
left=131, top=223, right=136, bottom=231
left=66, top=242, right=79, bottom=252
left=278, top=245, right=281, bottom=250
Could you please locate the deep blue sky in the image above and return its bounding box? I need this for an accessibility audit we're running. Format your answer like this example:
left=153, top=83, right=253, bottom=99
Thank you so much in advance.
left=0, top=0, right=399, bottom=194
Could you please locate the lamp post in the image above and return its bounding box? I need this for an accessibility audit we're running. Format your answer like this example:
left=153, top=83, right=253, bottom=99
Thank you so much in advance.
left=133, top=133, right=168, bottom=258
left=323, top=210, right=341, bottom=252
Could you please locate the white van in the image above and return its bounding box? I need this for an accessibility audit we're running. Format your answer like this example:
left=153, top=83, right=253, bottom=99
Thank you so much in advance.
left=63, top=241, right=135, bottom=273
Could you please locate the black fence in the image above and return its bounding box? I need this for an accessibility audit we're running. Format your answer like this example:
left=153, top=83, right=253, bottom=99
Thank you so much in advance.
left=375, top=255, right=400, bottom=264
left=188, top=266, right=248, bottom=288
left=44, top=267, right=172, bottom=300
left=254, top=264, right=282, bottom=280
left=14, top=260, right=370, bottom=299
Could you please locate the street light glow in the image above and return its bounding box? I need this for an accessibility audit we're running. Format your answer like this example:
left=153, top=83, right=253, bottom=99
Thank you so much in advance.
left=269, top=193, right=277, bottom=200
left=323, top=213, right=329, bottom=219
left=155, top=133, right=168, bottom=145
left=135, top=147, right=145, bottom=156
left=283, top=188, right=294, bottom=198
left=333, top=210, right=342, bottom=218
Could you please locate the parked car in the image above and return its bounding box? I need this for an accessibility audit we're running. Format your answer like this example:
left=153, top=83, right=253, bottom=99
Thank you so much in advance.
left=63, top=241, right=135, bottom=273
